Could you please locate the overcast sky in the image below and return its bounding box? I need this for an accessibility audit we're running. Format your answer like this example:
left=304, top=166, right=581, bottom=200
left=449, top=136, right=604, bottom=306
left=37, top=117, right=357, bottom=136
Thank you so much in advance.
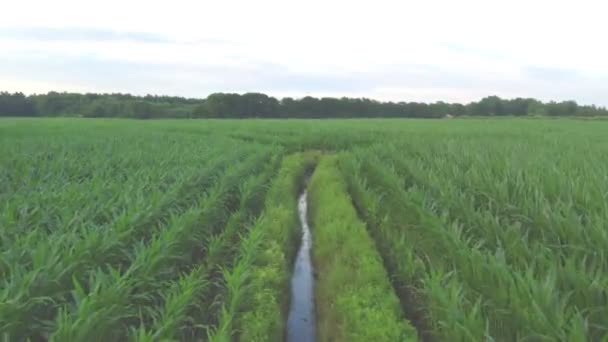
left=1, top=0, right=607, bottom=105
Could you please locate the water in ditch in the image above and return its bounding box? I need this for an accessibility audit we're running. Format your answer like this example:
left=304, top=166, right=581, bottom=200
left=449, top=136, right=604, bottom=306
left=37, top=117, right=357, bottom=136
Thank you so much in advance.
left=286, top=191, right=315, bottom=342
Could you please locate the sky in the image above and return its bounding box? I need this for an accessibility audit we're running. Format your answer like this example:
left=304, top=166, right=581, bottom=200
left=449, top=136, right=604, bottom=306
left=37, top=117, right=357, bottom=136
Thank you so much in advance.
left=1, top=0, right=607, bottom=105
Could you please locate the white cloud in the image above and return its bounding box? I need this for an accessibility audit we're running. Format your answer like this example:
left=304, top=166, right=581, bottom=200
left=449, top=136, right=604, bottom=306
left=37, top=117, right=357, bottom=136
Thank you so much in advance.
left=0, top=0, right=607, bottom=104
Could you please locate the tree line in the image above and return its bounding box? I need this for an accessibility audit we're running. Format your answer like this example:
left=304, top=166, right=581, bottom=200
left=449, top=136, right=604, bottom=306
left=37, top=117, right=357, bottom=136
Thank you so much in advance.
left=1, top=91, right=607, bottom=118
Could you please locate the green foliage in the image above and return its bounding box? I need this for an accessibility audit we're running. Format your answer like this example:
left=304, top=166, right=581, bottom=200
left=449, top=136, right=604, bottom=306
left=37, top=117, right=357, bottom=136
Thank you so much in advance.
left=0, top=92, right=36, bottom=116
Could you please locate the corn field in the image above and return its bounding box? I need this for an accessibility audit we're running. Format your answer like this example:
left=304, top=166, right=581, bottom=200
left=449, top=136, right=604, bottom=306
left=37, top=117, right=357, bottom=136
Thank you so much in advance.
left=1, top=118, right=607, bottom=341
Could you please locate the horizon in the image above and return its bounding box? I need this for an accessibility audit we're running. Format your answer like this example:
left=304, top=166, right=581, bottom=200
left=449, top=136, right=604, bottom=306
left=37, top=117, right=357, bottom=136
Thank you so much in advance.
left=2, top=90, right=606, bottom=108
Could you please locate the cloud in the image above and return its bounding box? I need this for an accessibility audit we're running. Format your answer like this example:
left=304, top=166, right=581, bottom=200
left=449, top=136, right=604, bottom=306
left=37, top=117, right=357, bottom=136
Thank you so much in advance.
left=0, top=52, right=368, bottom=96
left=522, top=66, right=581, bottom=83
left=0, top=52, right=525, bottom=103
left=0, top=0, right=607, bottom=105
left=443, top=43, right=507, bottom=61
left=0, top=27, right=171, bottom=43
left=1, top=47, right=607, bottom=106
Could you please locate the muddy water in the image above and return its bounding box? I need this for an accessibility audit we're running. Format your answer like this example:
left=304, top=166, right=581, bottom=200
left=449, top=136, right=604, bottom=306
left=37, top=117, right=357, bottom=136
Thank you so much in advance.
left=287, top=191, right=315, bottom=342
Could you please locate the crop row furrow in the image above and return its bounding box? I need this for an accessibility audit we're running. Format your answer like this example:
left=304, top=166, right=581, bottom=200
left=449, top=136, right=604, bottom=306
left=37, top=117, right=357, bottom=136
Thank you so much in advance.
left=0, top=145, right=242, bottom=281
left=342, top=151, right=608, bottom=340
left=0, top=148, right=272, bottom=340
left=47, top=151, right=274, bottom=341
left=370, top=144, right=608, bottom=330
left=131, top=153, right=281, bottom=341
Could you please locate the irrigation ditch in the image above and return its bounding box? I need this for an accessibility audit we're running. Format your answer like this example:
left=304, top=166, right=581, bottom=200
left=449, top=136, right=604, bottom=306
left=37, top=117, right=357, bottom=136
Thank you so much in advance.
left=286, top=189, right=315, bottom=342
left=283, top=154, right=419, bottom=342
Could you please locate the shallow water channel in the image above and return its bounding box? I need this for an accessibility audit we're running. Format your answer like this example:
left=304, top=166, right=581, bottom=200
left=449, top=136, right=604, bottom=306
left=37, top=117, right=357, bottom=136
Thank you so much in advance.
left=286, top=191, right=315, bottom=342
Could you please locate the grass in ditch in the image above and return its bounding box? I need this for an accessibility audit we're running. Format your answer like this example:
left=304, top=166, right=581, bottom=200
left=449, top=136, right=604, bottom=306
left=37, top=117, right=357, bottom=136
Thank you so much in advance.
left=307, top=156, right=418, bottom=342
